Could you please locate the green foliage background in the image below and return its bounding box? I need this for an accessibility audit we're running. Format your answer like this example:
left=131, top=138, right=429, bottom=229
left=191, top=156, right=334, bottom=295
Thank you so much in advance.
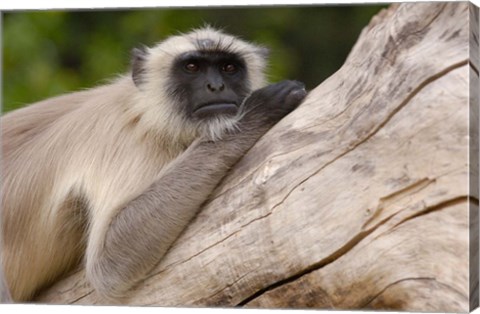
left=3, top=5, right=385, bottom=113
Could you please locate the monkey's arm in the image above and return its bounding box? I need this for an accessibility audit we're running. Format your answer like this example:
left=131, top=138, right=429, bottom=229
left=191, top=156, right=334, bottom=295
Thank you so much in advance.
left=87, top=81, right=307, bottom=300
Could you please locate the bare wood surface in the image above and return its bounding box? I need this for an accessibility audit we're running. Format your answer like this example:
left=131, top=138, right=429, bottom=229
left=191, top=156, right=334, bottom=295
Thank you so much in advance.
left=36, top=2, right=478, bottom=312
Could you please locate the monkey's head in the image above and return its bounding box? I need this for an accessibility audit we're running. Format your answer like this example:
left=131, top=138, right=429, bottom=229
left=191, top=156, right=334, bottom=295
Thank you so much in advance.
left=130, top=27, right=269, bottom=141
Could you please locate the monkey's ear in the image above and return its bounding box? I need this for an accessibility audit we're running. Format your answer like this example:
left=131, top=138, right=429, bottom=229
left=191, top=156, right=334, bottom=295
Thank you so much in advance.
left=131, top=46, right=149, bottom=87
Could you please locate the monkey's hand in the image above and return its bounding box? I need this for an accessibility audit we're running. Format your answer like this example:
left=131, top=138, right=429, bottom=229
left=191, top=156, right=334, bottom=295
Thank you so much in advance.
left=214, top=80, right=307, bottom=153
left=241, top=80, right=307, bottom=125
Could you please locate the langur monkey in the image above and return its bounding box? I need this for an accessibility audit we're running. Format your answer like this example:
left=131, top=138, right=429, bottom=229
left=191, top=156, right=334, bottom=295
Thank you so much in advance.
left=0, top=27, right=307, bottom=302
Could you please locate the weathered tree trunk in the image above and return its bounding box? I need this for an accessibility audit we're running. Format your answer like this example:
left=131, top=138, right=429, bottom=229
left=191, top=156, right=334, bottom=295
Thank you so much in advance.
left=36, top=2, right=479, bottom=312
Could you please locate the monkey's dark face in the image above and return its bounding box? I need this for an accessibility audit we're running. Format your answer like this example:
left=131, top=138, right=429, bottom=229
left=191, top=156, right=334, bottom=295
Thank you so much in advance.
left=169, top=51, right=251, bottom=121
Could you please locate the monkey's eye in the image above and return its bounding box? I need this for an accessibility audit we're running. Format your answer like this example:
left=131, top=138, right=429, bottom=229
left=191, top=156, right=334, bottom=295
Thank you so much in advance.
left=222, top=63, right=237, bottom=73
left=184, top=62, right=200, bottom=73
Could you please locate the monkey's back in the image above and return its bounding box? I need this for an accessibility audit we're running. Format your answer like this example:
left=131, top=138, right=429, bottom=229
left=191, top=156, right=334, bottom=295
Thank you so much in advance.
left=0, top=78, right=173, bottom=301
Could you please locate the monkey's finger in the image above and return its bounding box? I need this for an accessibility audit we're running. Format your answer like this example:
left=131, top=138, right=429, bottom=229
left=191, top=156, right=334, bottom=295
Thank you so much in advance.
left=284, top=86, right=308, bottom=109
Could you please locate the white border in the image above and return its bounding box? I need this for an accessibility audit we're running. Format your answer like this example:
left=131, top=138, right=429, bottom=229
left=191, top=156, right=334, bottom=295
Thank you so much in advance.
left=1, top=0, right=478, bottom=314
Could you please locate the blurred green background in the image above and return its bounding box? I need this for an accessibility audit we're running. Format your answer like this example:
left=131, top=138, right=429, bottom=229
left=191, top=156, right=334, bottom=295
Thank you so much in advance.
left=2, top=4, right=386, bottom=113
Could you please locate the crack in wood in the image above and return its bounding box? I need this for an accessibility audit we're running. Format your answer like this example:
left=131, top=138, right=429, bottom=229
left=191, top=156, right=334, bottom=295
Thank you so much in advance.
left=262, top=59, right=469, bottom=226
left=362, top=178, right=436, bottom=230
left=68, top=290, right=93, bottom=305
left=237, top=194, right=470, bottom=307
left=236, top=228, right=380, bottom=306
left=194, top=268, right=258, bottom=305
left=391, top=196, right=476, bottom=230
left=369, top=195, right=473, bottom=243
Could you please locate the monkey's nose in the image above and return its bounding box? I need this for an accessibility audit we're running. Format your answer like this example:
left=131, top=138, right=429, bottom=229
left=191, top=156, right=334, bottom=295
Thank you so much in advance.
left=207, top=82, right=225, bottom=92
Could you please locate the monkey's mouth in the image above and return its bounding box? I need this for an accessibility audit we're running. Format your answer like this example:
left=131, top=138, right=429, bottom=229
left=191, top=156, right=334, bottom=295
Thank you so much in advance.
left=193, top=102, right=239, bottom=118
